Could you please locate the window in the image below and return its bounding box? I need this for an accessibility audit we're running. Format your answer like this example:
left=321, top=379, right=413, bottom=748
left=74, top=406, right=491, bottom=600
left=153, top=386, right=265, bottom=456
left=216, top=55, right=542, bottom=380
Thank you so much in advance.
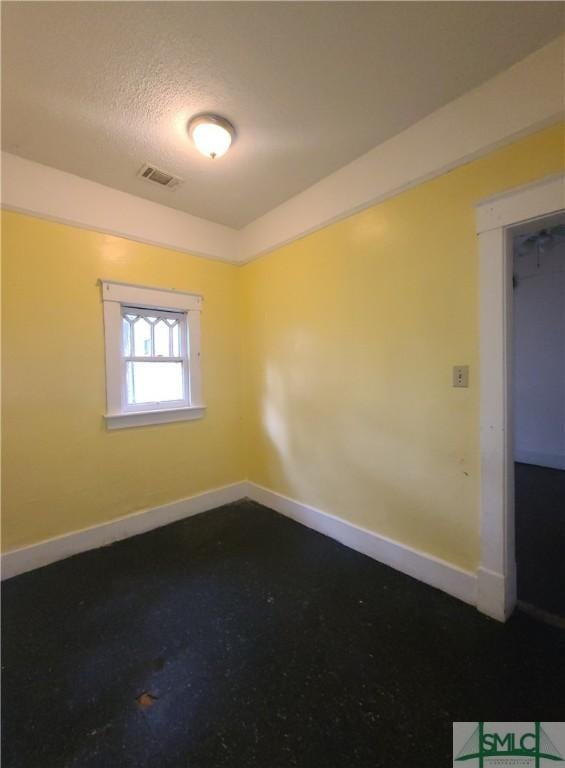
left=101, top=280, right=205, bottom=429
left=122, top=307, right=186, bottom=408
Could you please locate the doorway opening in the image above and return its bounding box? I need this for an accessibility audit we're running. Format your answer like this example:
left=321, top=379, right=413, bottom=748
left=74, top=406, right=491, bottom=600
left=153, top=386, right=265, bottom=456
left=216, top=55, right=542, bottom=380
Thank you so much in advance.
left=477, top=173, right=564, bottom=622
left=512, top=213, right=565, bottom=624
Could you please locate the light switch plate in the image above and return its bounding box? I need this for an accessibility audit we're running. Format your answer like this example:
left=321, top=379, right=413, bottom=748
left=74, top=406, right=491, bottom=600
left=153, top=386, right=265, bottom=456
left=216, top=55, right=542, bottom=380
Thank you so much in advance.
left=453, top=365, right=469, bottom=388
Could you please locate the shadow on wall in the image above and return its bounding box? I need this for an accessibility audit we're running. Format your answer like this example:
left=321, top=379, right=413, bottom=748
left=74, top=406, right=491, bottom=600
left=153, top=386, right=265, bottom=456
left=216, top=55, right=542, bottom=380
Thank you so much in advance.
left=258, top=329, right=477, bottom=570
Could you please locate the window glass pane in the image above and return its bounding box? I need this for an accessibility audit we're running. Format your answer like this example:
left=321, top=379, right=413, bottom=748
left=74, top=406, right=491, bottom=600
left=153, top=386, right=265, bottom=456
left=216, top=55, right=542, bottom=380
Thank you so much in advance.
left=171, top=322, right=180, bottom=357
left=154, top=320, right=170, bottom=357
left=122, top=317, right=132, bottom=357
left=133, top=317, right=153, bottom=356
left=126, top=362, right=184, bottom=405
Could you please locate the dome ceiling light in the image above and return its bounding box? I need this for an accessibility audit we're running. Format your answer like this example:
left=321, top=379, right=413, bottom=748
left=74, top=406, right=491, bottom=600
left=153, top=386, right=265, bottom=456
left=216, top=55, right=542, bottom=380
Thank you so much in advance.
left=187, top=114, right=235, bottom=160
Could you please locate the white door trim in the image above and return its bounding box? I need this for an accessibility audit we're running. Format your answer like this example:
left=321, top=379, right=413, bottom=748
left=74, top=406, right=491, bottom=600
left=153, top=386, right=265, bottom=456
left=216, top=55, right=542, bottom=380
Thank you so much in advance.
left=476, top=172, right=565, bottom=621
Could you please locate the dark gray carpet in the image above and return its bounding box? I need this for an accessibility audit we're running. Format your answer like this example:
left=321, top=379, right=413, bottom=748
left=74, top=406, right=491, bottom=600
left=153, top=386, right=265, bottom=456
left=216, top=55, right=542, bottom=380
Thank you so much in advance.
left=515, top=462, right=565, bottom=617
left=2, top=499, right=565, bottom=768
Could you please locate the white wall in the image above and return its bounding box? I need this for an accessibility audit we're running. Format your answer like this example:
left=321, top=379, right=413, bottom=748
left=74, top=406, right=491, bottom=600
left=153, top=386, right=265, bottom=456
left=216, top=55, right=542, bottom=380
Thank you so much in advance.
left=513, top=236, right=565, bottom=469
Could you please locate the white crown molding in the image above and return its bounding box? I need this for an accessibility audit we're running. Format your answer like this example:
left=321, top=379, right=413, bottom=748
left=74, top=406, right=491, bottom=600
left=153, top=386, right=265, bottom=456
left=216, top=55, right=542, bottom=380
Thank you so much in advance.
left=2, top=36, right=563, bottom=264
left=1, top=481, right=248, bottom=579
left=237, top=35, right=565, bottom=262
left=246, top=483, right=478, bottom=609
left=0, top=151, right=239, bottom=263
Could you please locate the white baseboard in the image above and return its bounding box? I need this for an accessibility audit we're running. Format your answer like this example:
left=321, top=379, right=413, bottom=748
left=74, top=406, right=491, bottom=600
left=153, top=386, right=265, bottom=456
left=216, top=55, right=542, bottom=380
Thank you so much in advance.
left=1, top=481, right=248, bottom=580
left=477, top=567, right=513, bottom=622
left=246, top=482, right=477, bottom=607
left=514, top=449, right=565, bottom=471
left=3, top=479, right=480, bottom=613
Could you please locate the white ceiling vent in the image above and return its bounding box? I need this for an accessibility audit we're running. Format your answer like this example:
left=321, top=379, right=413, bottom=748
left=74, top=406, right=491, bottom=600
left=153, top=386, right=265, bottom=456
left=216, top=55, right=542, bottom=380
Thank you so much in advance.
left=137, top=163, right=183, bottom=189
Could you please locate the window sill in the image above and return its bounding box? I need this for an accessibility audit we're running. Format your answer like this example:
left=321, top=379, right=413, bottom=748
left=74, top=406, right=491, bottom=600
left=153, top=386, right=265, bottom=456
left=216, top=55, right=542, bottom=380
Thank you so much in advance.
left=105, top=405, right=206, bottom=430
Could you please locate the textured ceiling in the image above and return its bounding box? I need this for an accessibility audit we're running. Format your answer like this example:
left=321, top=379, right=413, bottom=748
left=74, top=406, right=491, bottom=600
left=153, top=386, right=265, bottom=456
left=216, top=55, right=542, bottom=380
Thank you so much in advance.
left=2, top=2, right=563, bottom=228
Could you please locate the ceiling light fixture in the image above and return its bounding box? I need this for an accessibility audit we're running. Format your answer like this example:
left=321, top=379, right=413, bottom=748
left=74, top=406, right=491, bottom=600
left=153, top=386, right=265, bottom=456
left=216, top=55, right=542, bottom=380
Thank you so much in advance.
left=187, top=114, right=235, bottom=160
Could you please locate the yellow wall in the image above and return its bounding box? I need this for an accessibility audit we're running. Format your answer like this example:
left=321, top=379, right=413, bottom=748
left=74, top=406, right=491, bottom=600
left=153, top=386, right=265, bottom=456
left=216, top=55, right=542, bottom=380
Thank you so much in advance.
left=240, top=122, right=565, bottom=571
left=2, top=122, right=564, bottom=562
left=1, top=214, right=244, bottom=550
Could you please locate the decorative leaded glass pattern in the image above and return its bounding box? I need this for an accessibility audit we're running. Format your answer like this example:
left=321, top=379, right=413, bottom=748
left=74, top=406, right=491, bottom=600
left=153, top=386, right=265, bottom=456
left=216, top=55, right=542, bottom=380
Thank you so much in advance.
left=121, top=307, right=187, bottom=406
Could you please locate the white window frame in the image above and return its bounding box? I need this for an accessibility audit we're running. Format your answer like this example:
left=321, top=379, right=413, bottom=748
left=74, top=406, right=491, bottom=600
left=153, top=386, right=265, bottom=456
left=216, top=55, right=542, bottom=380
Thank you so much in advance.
left=121, top=305, right=189, bottom=413
left=101, top=280, right=205, bottom=429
